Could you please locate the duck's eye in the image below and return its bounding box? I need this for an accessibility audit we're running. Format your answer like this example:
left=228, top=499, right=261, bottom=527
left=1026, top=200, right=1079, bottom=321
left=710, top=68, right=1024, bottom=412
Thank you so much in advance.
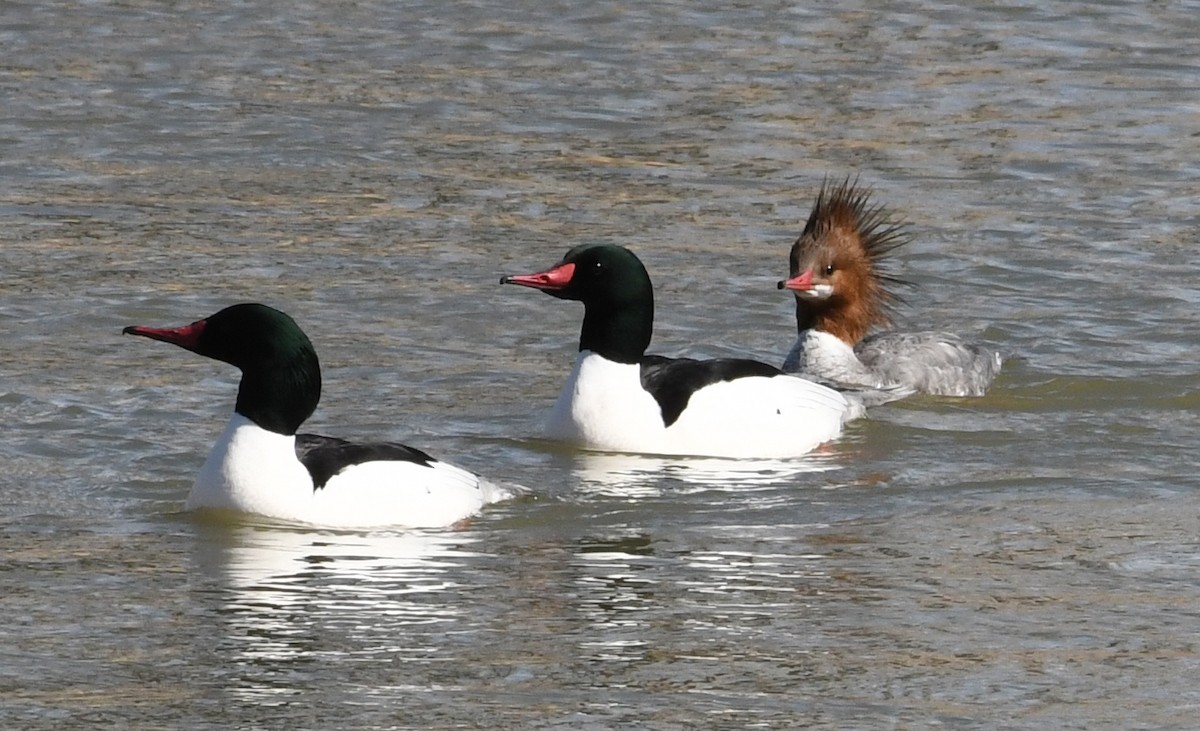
left=823, top=264, right=835, bottom=276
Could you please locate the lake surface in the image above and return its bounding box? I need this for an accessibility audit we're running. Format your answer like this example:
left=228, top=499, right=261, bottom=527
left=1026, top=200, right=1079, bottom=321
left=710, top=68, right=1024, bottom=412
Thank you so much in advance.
left=4, top=1, right=1200, bottom=728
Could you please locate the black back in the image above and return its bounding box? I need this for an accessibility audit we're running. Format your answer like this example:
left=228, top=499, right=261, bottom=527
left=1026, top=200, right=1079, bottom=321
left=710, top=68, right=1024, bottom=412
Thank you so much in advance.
left=639, top=355, right=781, bottom=427
left=295, top=433, right=435, bottom=491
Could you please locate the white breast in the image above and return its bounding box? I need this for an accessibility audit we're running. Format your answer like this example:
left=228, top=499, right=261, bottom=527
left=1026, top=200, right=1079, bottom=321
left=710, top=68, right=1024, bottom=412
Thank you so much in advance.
left=783, top=330, right=892, bottom=388
left=546, top=352, right=665, bottom=450
left=189, top=413, right=312, bottom=519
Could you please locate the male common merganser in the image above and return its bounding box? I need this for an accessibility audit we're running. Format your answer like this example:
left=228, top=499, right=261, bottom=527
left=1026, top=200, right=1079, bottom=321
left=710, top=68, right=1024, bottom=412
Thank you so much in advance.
left=124, top=303, right=512, bottom=528
left=778, top=180, right=1002, bottom=397
left=501, top=244, right=851, bottom=458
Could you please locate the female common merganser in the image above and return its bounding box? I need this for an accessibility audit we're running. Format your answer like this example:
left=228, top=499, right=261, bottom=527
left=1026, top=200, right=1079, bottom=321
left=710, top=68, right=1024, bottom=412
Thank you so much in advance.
left=778, top=180, right=1002, bottom=397
left=501, top=244, right=851, bottom=458
left=124, top=303, right=512, bottom=529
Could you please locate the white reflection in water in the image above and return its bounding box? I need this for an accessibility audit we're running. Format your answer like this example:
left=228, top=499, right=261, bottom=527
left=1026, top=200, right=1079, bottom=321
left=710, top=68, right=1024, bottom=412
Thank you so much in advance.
left=568, top=450, right=842, bottom=497
left=571, top=536, right=660, bottom=664
left=555, top=451, right=845, bottom=665
left=192, top=522, right=480, bottom=700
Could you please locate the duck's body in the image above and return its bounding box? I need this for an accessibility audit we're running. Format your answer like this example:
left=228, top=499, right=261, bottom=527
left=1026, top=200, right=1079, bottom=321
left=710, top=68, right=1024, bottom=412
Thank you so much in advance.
left=187, top=413, right=502, bottom=528
left=126, top=304, right=511, bottom=529
left=502, top=245, right=849, bottom=458
left=780, top=180, right=1001, bottom=398
left=544, top=350, right=850, bottom=458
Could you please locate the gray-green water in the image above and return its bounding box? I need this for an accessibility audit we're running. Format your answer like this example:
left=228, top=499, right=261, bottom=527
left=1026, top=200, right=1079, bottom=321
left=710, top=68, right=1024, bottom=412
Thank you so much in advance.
left=4, top=1, right=1200, bottom=728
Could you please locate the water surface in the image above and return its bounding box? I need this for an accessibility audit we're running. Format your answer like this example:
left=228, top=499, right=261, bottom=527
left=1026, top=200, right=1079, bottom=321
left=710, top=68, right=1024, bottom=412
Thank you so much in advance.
left=3, top=1, right=1200, bottom=728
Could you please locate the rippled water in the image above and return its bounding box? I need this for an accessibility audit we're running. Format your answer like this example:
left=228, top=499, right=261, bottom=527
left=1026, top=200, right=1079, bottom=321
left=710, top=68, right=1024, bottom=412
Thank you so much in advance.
left=4, top=1, right=1200, bottom=728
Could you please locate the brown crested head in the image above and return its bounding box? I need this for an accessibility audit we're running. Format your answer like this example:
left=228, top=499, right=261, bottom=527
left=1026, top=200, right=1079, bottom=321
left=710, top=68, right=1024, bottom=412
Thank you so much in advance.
left=784, top=178, right=910, bottom=344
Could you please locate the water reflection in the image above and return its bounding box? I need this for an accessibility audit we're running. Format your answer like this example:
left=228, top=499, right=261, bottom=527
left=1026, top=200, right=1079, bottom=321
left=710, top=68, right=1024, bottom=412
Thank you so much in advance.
left=572, top=535, right=659, bottom=665
left=191, top=522, right=480, bottom=701
left=564, top=529, right=838, bottom=671
left=567, top=451, right=842, bottom=497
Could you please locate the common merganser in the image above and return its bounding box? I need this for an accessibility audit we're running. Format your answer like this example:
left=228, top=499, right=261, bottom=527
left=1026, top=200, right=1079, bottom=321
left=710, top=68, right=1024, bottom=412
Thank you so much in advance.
left=501, top=244, right=851, bottom=458
left=778, top=180, right=1002, bottom=397
left=124, top=303, right=512, bottom=528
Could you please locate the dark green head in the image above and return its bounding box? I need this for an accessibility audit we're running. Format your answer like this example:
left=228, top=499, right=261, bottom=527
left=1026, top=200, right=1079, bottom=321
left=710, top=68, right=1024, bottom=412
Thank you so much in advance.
left=124, top=303, right=321, bottom=435
left=501, top=244, right=655, bottom=364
